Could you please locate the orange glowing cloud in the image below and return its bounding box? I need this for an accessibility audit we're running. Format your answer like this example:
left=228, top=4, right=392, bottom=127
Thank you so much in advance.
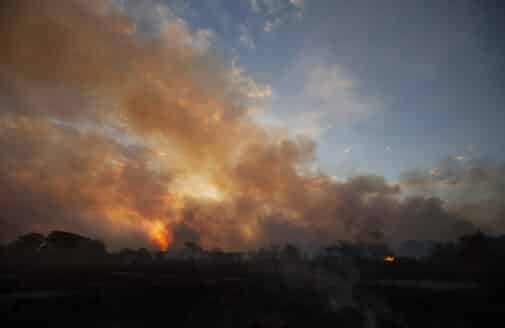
left=0, top=0, right=478, bottom=250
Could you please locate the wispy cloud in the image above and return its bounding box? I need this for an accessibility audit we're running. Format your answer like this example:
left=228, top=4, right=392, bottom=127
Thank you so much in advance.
left=230, top=60, right=272, bottom=99
left=191, top=29, right=215, bottom=53
left=249, top=0, right=304, bottom=14
left=250, top=0, right=261, bottom=13
left=262, top=51, right=380, bottom=140
left=289, top=0, right=304, bottom=9
left=239, top=24, right=255, bottom=50
left=264, top=17, right=281, bottom=32
left=300, top=59, right=377, bottom=130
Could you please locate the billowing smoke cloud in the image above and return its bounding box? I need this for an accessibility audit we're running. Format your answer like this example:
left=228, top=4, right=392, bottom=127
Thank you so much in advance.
left=401, top=158, right=505, bottom=236
left=0, top=0, right=477, bottom=250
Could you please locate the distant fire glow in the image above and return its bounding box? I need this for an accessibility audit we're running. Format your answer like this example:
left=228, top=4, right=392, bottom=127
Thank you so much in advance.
left=148, top=221, right=172, bottom=251
left=384, top=256, right=396, bottom=263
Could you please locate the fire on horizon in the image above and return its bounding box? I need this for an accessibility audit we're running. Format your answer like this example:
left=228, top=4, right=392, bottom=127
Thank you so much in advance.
left=384, top=256, right=396, bottom=263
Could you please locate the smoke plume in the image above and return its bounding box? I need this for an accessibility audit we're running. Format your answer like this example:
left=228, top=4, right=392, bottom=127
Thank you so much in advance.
left=0, top=0, right=478, bottom=250
left=401, top=158, right=505, bottom=236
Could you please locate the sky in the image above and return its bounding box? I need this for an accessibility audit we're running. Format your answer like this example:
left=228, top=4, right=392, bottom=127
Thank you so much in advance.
left=164, top=0, right=505, bottom=180
left=0, top=0, right=504, bottom=250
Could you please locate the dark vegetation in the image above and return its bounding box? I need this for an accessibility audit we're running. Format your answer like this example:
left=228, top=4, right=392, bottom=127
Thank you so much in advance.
left=1, top=231, right=504, bottom=327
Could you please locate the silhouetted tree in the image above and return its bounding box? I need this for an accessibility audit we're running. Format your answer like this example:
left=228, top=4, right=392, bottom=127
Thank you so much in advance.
left=430, top=241, right=457, bottom=260
left=45, top=231, right=104, bottom=253
left=283, top=243, right=301, bottom=260
left=458, top=231, right=492, bottom=273
left=459, top=231, right=489, bottom=257
left=184, top=241, right=202, bottom=254
left=9, top=232, right=45, bottom=253
left=136, top=248, right=152, bottom=264
left=18, top=232, right=45, bottom=246
left=5, top=232, right=46, bottom=265
left=42, top=231, right=106, bottom=266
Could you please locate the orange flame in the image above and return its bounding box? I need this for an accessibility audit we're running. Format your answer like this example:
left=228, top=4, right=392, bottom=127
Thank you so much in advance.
left=148, top=221, right=172, bottom=251
left=384, top=255, right=396, bottom=263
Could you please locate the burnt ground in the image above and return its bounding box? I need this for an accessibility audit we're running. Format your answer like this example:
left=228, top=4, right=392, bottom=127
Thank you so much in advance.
left=363, top=284, right=503, bottom=328
left=0, top=258, right=503, bottom=328
left=0, top=260, right=363, bottom=328
left=357, top=258, right=505, bottom=328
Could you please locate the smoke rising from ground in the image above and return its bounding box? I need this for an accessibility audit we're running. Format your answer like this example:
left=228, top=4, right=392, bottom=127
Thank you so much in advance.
left=0, top=0, right=481, bottom=250
left=401, top=158, right=505, bottom=236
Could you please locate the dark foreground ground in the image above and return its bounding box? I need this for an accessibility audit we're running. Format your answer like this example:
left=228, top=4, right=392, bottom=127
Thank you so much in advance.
left=1, top=258, right=503, bottom=328
left=1, top=261, right=363, bottom=328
